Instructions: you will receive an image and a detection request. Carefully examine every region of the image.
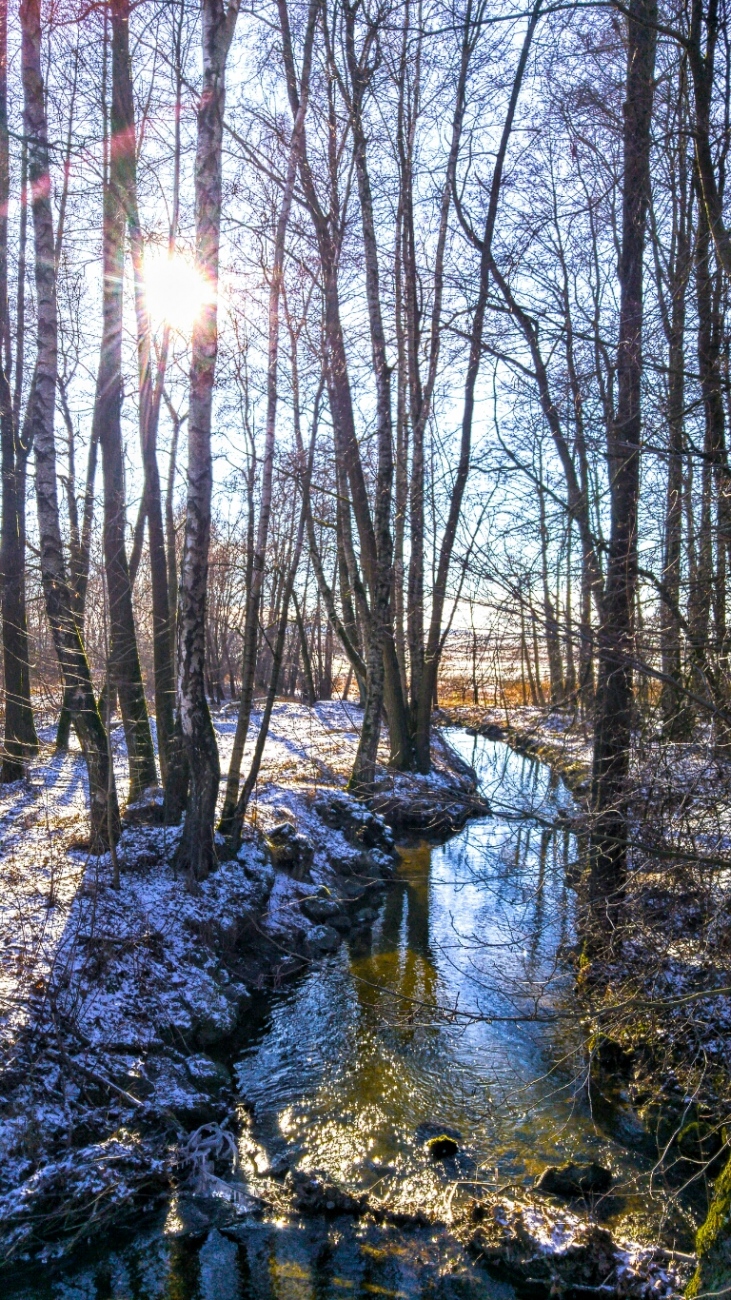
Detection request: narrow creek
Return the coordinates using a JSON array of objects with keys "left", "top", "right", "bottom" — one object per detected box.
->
[{"left": 9, "top": 732, "right": 676, "bottom": 1299}]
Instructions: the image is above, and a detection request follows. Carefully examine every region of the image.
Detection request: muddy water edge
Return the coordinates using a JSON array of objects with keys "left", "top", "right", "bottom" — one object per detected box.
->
[{"left": 5, "top": 731, "right": 700, "bottom": 1298}]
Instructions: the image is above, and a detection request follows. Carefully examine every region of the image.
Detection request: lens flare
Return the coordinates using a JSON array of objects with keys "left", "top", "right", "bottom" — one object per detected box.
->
[{"left": 143, "top": 248, "right": 215, "bottom": 335}]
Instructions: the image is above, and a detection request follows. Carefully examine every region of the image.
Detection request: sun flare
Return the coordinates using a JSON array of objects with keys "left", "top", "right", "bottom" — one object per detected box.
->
[{"left": 143, "top": 248, "right": 215, "bottom": 335}]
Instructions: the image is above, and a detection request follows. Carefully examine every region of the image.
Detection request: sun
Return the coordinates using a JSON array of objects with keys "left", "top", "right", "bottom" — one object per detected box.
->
[{"left": 143, "top": 248, "right": 216, "bottom": 335}]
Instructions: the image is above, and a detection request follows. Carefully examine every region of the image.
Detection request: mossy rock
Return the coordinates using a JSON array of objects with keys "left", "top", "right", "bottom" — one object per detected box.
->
[
  {"left": 588, "top": 1031, "right": 635, "bottom": 1082},
  {"left": 536, "top": 1160, "right": 612, "bottom": 1197},
  {"left": 426, "top": 1134, "right": 459, "bottom": 1159},
  {"left": 686, "top": 1152, "right": 731, "bottom": 1296},
  {"left": 677, "top": 1121, "right": 724, "bottom": 1166}
]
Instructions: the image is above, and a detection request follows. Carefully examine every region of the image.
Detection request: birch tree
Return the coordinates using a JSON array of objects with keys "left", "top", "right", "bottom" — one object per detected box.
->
[{"left": 21, "top": 0, "right": 119, "bottom": 847}]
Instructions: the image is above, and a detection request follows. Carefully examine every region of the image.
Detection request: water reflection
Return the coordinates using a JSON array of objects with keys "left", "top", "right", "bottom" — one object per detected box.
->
[
  {"left": 232, "top": 732, "right": 612, "bottom": 1215},
  {"left": 5, "top": 732, "right": 653, "bottom": 1299}
]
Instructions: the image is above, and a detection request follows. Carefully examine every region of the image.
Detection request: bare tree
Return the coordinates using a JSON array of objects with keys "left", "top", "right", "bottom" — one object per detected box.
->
[
  {"left": 21, "top": 0, "right": 119, "bottom": 847},
  {"left": 175, "top": 0, "right": 239, "bottom": 884}
]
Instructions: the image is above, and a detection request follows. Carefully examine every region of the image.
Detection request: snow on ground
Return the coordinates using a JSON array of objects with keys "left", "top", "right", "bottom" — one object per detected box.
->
[
  {"left": 0, "top": 698, "right": 413, "bottom": 1263},
  {"left": 0, "top": 699, "right": 370, "bottom": 1064}
]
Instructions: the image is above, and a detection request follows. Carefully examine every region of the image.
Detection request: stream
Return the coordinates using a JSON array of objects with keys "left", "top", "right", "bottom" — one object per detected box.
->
[{"left": 8, "top": 732, "right": 672, "bottom": 1298}]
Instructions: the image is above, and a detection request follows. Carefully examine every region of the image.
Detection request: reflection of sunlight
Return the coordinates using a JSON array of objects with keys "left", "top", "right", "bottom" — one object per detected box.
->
[
  {"left": 278, "top": 1105, "right": 296, "bottom": 1134},
  {"left": 144, "top": 247, "right": 215, "bottom": 334},
  {"left": 163, "top": 1196, "right": 184, "bottom": 1235},
  {"left": 270, "top": 1256, "right": 315, "bottom": 1300}
]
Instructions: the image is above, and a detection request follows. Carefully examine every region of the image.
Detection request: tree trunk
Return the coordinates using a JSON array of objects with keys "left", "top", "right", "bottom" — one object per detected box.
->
[
  {"left": 538, "top": 474, "right": 565, "bottom": 705},
  {"left": 95, "top": 0, "right": 157, "bottom": 804},
  {"left": 658, "top": 98, "right": 692, "bottom": 738},
  {"left": 343, "top": 3, "right": 401, "bottom": 792},
  {"left": 413, "top": 0, "right": 542, "bottom": 771},
  {"left": 294, "top": 591, "right": 317, "bottom": 705},
  {"left": 590, "top": 0, "right": 657, "bottom": 912},
  {"left": 21, "top": 0, "right": 119, "bottom": 848},
  {"left": 113, "top": 0, "right": 181, "bottom": 788},
  {"left": 0, "top": 25, "right": 36, "bottom": 779},
  {"left": 219, "top": 0, "right": 317, "bottom": 834},
  {"left": 175, "top": 0, "right": 238, "bottom": 884}
]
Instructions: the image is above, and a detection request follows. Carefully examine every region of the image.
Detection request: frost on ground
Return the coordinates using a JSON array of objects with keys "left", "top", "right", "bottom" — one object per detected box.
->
[
  {"left": 463, "top": 1196, "right": 689, "bottom": 1297},
  {"left": 0, "top": 700, "right": 472, "bottom": 1267}
]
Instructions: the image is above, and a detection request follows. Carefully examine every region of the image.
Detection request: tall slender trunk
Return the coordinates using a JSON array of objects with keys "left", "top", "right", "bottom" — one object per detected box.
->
[
  {"left": 414, "top": 0, "right": 543, "bottom": 771},
  {"left": 219, "top": 0, "right": 316, "bottom": 835},
  {"left": 393, "top": 145, "right": 409, "bottom": 701},
  {"left": 95, "top": 0, "right": 157, "bottom": 803},
  {"left": 343, "top": 1, "right": 401, "bottom": 792},
  {"left": 659, "top": 173, "right": 691, "bottom": 737},
  {"left": 175, "top": 0, "right": 238, "bottom": 883},
  {"left": 558, "top": 227, "right": 594, "bottom": 713},
  {"left": 117, "top": 0, "right": 182, "bottom": 789},
  {"left": 655, "top": 83, "right": 686, "bottom": 743},
  {"left": 563, "top": 529, "right": 577, "bottom": 701},
  {"left": 237, "top": 470, "right": 311, "bottom": 817},
  {"left": 688, "top": 198, "right": 723, "bottom": 728},
  {"left": 590, "top": 0, "right": 657, "bottom": 911},
  {"left": 538, "top": 472, "right": 564, "bottom": 705},
  {"left": 404, "top": 0, "right": 471, "bottom": 764},
  {"left": 0, "top": 39, "right": 36, "bottom": 779},
  {"left": 279, "top": 0, "right": 411, "bottom": 770},
  {"left": 21, "top": 0, "right": 119, "bottom": 847}
]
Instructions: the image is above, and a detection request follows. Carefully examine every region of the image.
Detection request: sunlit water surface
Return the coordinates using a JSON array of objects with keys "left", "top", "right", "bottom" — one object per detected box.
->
[{"left": 7, "top": 732, "right": 663, "bottom": 1299}]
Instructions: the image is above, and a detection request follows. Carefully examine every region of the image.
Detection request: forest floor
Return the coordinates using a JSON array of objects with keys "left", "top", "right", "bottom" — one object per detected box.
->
[{"left": 0, "top": 698, "right": 706, "bottom": 1295}]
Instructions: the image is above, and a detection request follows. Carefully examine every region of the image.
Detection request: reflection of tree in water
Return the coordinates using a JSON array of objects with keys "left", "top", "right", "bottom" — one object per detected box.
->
[{"left": 353, "top": 841, "right": 439, "bottom": 1032}]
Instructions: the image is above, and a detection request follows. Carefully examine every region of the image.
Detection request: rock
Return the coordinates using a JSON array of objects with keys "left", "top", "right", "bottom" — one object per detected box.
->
[
  {"left": 467, "top": 1202, "right": 650, "bottom": 1295},
  {"left": 180, "top": 977, "right": 240, "bottom": 1047},
  {"left": 353, "top": 906, "right": 379, "bottom": 927},
  {"left": 340, "top": 878, "right": 369, "bottom": 899},
  {"left": 220, "top": 982, "right": 250, "bottom": 1012},
  {"left": 120, "top": 843, "right": 163, "bottom": 873},
  {"left": 589, "top": 1032, "right": 635, "bottom": 1080},
  {"left": 237, "top": 850, "right": 276, "bottom": 893},
  {"left": 156, "top": 997, "right": 196, "bottom": 1044},
  {"left": 195, "top": 1000, "right": 239, "bottom": 1047},
  {"left": 105, "top": 1055, "right": 155, "bottom": 1099},
  {"left": 266, "top": 1151, "right": 294, "bottom": 1179},
  {"left": 536, "top": 1160, "right": 612, "bottom": 1197},
  {"left": 264, "top": 823, "right": 314, "bottom": 878},
  {"left": 355, "top": 849, "right": 395, "bottom": 879},
  {"left": 675, "top": 1121, "right": 726, "bottom": 1179},
  {"left": 314, "top": 791, "right": 395, "bottom": 853},
  {"left": 307, "top": 924, "right": 341, "bottom": 955},
  {"left": 687, "top": 1152, "right": 731, "bottom": 1298},
  {"left": 330, "top": 912, "right": 351, "bottom": 933},
  {"left": 164, "top": 1195, "right": 212, "bottom": 1239},
  {"left": 300, "top": 895, "right": 343, "bottom": 924},
  {"left": 185, "top": 1055, "right": 232, "bottom": 1092},
  {"left": 427, "top": 1134, "right": 459, "bottom": 1159},
  {"left": 147, "top": 1056, "right": 220, "bottom": 1128},
  {"left": 285, "top": 1170, "right": 369, "bottom": 1216},
  {"left": 122, "top": 786, "right": 166, "bottom": 828}
]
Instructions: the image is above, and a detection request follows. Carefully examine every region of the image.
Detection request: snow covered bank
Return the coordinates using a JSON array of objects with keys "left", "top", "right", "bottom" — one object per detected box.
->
[{"left": 0, "top": 700, "right": 480, "bottom": 1270}]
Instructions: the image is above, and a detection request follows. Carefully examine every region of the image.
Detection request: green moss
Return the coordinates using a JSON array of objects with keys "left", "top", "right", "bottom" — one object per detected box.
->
[{"left": 686, "top": 1152, "right": 731, "bottom": 1296}]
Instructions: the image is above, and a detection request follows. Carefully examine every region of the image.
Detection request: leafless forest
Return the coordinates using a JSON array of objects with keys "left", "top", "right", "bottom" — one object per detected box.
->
[{"left": 3, "top": 0, "right": 731, "bottom": 1292}]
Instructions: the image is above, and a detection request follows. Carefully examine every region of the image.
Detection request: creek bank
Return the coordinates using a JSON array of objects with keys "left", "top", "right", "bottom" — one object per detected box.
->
[
  {"left": 368, "top": 728, "right": 490, "bottom": 835},
  {"left": 440, "top": 706, "right": 731, "bottom": 1297},
  {"left": 437, "top": 705, "right": 592, "bottom": 799},
  {"left": 136, "top": 1158, "right": 688, "bottom": 1299},
  {"left": 0, "top": 726, "right": 483, "bottom": 1275},
  {"left": 458, "top": 1195, "right": 687, "bottom": 1297}
]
